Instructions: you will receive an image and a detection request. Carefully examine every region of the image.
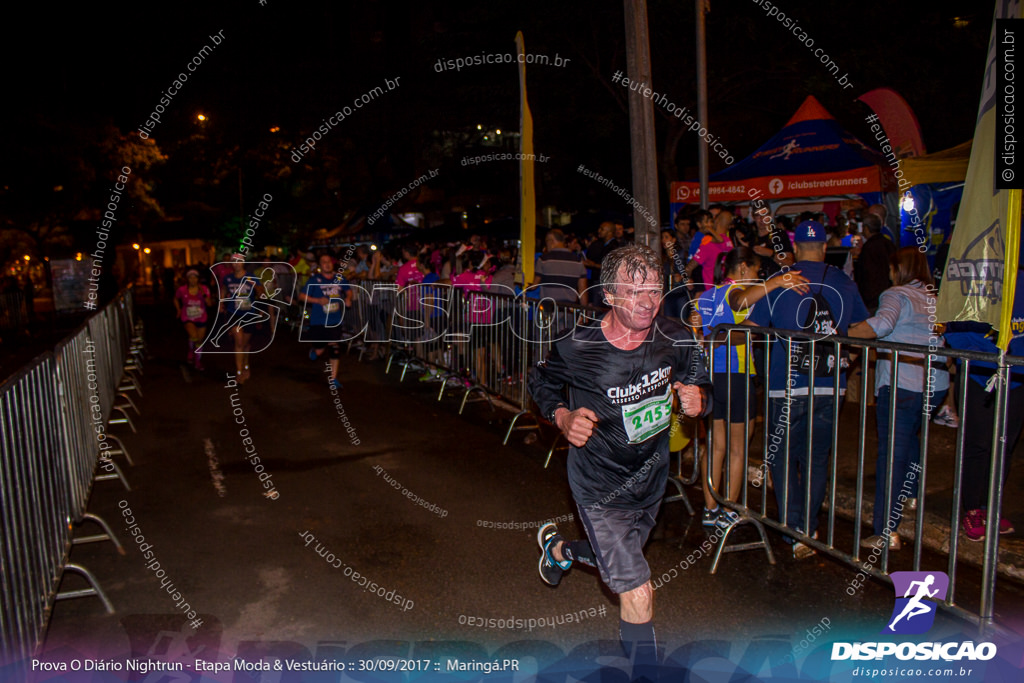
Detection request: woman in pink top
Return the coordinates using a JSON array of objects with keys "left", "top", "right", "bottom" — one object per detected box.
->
[
  {"left": 174, "top": 269, "right": 213, "bottom": 369},
  {"left": 452, "top": 252, "right": 494, "bottom": 384},
  {"left": 685, "top": 209, "right": 735, "bottom": 291}
]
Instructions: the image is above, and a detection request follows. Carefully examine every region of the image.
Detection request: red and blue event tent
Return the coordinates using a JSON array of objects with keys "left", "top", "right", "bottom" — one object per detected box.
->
[{"left": 671, "top": 95, "right": 895, "bottom": 206}]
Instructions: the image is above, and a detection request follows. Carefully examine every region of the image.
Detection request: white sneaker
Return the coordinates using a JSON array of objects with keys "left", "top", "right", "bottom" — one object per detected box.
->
[
  {"left": 793, "top": 530, "right": 819, "bottom": 560},
  {"left": 933, "top": 405, "right": 960, "bottom": 428}
]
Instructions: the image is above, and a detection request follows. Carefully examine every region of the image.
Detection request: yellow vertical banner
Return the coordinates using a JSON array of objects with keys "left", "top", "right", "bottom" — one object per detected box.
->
[
  {"left": 998, "top": 189, "right": 1021, "bottom": 349},
  {"left": 516, "top": 31, "right": 536, "bottom": 285},
  {"left": 936, "top": 2, "right": 1022, "bottom": 351}
]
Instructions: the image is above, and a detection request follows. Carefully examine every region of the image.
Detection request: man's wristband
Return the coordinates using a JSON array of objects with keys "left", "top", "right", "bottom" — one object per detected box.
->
[{"left": 549, "top": 404, "right": 567, "bottom": 424}]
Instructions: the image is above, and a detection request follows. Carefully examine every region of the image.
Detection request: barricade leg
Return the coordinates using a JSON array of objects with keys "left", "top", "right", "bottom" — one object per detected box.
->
[
  {"left": 104, "top": 434, "right": 134, "bottom": 466},
  {"left": 72, "top": 512, "right": 126, "bottom": 555},
  {"left": 119, "top": 368, "right": 143, "bottom": 397},
  {"left": 659, "top": 430, "right": 700, "bottom": 516},
  {"left": 503, "top": 410, "right": 540, "bottom": 445},
  {"left": 116, "top": 391, "right": 140, "bottom": 415},
  {"left": 544, "top": 433, "right": 567, "bottom": 469},
  {"left": 55, "top": 564, "right": 115, "bottom": 614},
  {"left": 95, "top": 459, "right": 131, "bottom": 490},
  {"left": 709, "top": 514, "right": 776, "bottom": 574},
  {"left": 108, "top": 407, "right": 136, "bottom": 433},
  {"left": 459, "top": 385, "right": 494, "bottom": 414}
]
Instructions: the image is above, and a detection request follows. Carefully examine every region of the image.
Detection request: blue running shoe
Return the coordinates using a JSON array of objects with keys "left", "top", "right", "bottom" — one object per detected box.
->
[
  {"left": 716, "top": 508, "right": 742, "bottom": 529},
  {"left": 537, "top": 522, "right": 571, "bottom": 586}
]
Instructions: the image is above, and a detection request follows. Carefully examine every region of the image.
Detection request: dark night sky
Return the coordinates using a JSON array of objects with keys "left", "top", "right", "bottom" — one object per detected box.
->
[{"left": 1, "top": 0, "right": 998, "bottom": 236}]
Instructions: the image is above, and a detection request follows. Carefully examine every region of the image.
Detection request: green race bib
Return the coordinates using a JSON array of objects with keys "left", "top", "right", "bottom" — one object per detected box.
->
[{"left": 621, "top": 387, "right": 673, "bottom": 444}]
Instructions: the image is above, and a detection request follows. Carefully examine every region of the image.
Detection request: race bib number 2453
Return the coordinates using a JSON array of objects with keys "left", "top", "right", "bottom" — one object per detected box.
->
[{"left": 621, "top": 388, "right": 673, "bottom": 444}]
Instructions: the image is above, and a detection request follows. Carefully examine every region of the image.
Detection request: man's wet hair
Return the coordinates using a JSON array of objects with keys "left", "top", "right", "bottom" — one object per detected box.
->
[{"left": 600, "top": 243, "right": 662, "bottom": 294}]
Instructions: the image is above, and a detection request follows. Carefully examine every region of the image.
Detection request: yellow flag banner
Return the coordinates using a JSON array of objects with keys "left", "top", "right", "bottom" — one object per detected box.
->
[
  {"left": 936, "top": 1, "right": 1022, "bottom": 351},
  {"left": 516, "top": 31, "right": 537, "bottom": 285}
]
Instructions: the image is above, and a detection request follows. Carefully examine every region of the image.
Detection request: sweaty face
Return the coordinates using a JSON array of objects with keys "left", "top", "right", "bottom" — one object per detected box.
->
[{"left": 606, "top": 264, "right": 663, "bottom": 333}]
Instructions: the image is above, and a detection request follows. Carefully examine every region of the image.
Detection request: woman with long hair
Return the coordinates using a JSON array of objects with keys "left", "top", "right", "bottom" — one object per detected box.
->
[{"left": 849, "top": 247, "right": 951, "bottom": 549}]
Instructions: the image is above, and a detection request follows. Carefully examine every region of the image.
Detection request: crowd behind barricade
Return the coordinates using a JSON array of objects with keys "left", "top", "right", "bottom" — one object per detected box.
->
[
  {"left": 154, "top": 199, "right": 1021, "bottom": 560},
  {"left": 658, "top": 201, "right": 1021, "bottom": 562}
]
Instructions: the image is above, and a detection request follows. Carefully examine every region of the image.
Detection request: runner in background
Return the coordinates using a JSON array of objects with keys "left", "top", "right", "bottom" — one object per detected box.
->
[
  {"left": 215, "top": 257, "right": 266, "bottom": 385},
  {"left": 300, "top": 251, "right": 353, "bottom": 389},
  {"left": 174, "top": 269, "right": 213, "bottom": 371}
]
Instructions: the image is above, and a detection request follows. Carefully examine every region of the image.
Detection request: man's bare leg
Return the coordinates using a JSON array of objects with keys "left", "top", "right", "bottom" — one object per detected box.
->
[{"left": 621, "top": 582, "right": 653, "bottom": 623}]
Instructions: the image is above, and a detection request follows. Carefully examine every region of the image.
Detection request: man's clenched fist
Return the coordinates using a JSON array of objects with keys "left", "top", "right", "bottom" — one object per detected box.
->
[
  {"left": 554, "top": 407, "right": 599, "bottom": 447},
  {"left": 673, "top": 382, "right": 705, "bottom": 418}
]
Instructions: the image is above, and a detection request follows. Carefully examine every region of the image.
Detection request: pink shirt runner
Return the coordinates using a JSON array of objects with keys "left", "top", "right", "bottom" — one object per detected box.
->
[{"left": 176, "top": 285, "right": 210, "bottom": 323}]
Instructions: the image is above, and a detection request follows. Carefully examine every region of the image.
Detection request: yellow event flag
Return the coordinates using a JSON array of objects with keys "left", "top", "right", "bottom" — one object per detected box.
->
[
  {"left": 516, "top": 31, "right": 537, "bottom": 285},
  {"left": 936, "top": 2, "right": 1022, "bottom": 350}
]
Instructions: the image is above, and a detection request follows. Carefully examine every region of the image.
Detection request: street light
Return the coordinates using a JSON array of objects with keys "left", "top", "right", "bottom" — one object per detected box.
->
[{"left": 132, "top": 243, "right": 141, "bottom": 250}]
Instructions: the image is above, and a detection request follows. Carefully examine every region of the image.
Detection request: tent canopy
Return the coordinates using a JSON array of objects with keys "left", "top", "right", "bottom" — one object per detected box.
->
[
  {"left": 672, "top": 96, "right": 893, "bottom": 204},
  {"left": 901, "top": 139, "right": 972, "bottom": 188}
]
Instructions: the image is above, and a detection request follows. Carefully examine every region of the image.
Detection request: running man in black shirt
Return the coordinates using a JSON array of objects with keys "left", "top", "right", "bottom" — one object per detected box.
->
[{"left": 528, "top": 244, "right": 712, "bottom": 672}]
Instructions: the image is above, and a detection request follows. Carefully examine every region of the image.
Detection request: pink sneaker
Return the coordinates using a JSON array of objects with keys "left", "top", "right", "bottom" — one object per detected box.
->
[{"left": 962, "top": 509, "right": 985, "bottom": 542}]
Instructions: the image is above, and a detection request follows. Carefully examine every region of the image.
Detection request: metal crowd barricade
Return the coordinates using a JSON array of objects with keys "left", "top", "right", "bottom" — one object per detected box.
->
[
  {"left": 0, "top": 354, "right": 70, "bottom": 668},
  {"left": 1, "top": 287, "right": 141, "bottom": 674},
  {"left": 703, "top": 322, "right": 1021, "bottom": 634}
]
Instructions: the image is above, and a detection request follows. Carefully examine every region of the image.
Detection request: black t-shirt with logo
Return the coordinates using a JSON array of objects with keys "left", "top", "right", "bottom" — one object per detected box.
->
[{"left": 528, "top": 316, "right": 712, "bottom": 509}]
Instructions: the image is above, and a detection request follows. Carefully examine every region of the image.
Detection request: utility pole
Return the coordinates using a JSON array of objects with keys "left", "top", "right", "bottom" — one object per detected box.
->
[
  {"left": 696, "top": 0, "right": 709, "bottom": 210},
  {"left": 623, "top": 0, "right": 661, "bottom": 253}
]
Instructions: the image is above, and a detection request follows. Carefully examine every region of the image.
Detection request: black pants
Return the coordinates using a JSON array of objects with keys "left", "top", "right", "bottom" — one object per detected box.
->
[{"left": 960, "top": 375, "right": 1024, "bottom": 511}]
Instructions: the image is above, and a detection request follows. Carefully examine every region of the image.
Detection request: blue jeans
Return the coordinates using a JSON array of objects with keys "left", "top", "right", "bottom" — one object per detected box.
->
[
  {"left": 872, "top": 386, "right": 946, "bottom": 534},
  {"left": 767, "top": 395, "right": 835, "bottom": 535}
]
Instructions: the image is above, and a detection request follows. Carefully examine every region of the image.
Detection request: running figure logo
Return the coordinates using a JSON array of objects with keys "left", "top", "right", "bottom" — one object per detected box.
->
[
  {"left": 769, "top": 140, "right": 799, "bottom": 160},
  {"left": 200, "top": 261, "right": 296, "bottom": 354},
  {"left": 883, "top": 571, "right": 949, "bottom": 635}
]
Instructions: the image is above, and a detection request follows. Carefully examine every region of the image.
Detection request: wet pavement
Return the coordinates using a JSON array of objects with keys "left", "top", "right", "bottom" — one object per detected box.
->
[{"left": 27, "top": 301, "right": 1024, "bottom": 681}]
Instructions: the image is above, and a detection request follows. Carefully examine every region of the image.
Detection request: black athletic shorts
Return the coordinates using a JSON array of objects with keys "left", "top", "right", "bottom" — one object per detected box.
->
[
  {"left": 576, "top": 499, "right": 661, "bottom": 594},
  {"left": 712, "top": 373, "right": 757, "bottom": 424},
  {"left": 306, "top": 325, "right": 343, "bottom": 356}
]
